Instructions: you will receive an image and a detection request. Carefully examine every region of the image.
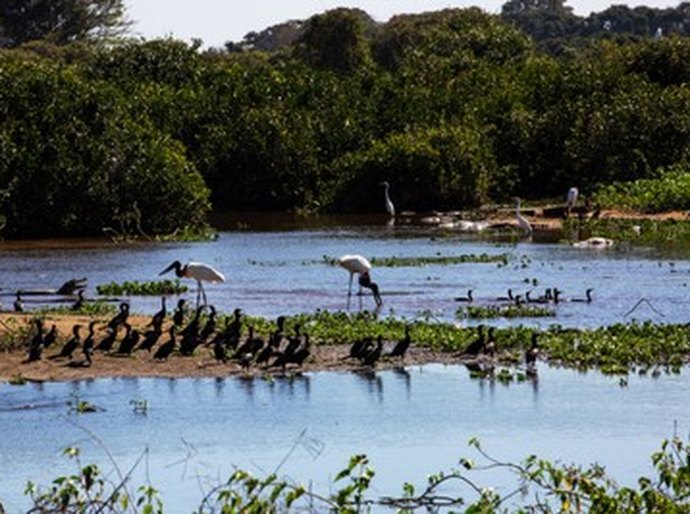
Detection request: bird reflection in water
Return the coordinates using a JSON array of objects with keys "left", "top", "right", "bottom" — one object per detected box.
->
[
  {"left": 391, "top": 366, "right": 411, "bottom": 400},
  {"left": 354, "top": 368, "right": 383, "bottom": 402}
]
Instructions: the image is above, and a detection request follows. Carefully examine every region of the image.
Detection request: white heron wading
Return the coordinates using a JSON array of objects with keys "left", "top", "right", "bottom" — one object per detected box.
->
[
  {"left": 339, "top": 254, "right": 383, "bottom": 308},
  {"left": 159, "top": 260, "right": 225, "bottom": 307}
]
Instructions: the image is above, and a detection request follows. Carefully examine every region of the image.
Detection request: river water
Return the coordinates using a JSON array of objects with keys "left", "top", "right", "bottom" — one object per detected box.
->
[{"left": 1, "top": 215, "right": 689, "bottom": 511}]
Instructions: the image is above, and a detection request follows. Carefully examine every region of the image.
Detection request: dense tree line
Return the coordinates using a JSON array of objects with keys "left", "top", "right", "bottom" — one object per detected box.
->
[{"left": 2, "top": 5, "right": 690, "bottom": 237}]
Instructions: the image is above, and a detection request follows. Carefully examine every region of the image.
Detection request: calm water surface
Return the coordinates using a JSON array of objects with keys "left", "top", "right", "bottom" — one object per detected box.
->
[
  {"left": 1, "top": 215, "right": 690, "bottom": 327},
  {"left": 1, "top": 215, "right": 690, "bottom": 511},
  {"left": 1, "top": 364, "right": 689, "bottom": 512}
]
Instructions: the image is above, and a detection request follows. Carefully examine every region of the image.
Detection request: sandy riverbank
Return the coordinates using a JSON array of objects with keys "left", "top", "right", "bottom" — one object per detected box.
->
[{"left": 0, "top": 313, "right": 457, "bottom": 383}]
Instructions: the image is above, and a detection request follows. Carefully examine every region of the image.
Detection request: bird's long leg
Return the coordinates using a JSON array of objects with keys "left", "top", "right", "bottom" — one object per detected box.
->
[
  {"left": 346, "top": 273, "right": 353, "bottom": 309},
  {"left": 195, "top": 280, "right": 202, "bottom": 308},
  {"left": 198, "top": 280, "right": 208, "bottom": 307}
]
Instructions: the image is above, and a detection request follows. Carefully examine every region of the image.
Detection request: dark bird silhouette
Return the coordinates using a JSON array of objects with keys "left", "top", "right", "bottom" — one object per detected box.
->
[
  {"left": 360, "top": 335, "right": 384, "bottom": 367},
  {"left": 281, "top": 323, "right": 302, "bottom": 357},
  {"left": 461, "top": 325, "right": 485, "bottom": 356},
  {"left": 343, "top": 337, "right": 373, "bottom": 361},
  {"left": 288, "top": 334, "right": 311, "bottom": 368},
  {"left": 572, "top": 288, "right": 594, "bottom": 303},
  {"left": 233, "top": 325, "right": 264, "bottom": 362},
  {"left": 213, "top": 336, "right": 227, "bottom": 363},
  {"left": 116, "top": 323, "right": 140, "bottom": 355},
  {"left": 525, "top": 333, "right": 540, "bottom": 367},
  {"left": 454, "top": 289, "right": 473, "bottom": 303},
  {"left": 81, "top": 321, "right": 97, "bottom": 364},
  {"left": 224, "top": 308, "right": 244, "bottom": 350},
  {"left": 149, "top": 296, "right": 167, "bottom": 330},
  {"left": 179, "top": 306, "right": 204, "bottom": 355},
  {"left": 52, "top": 324, "right": 81, "bottom": 360},
  {"left": 95, "top": 327, "right": 117, "bottom": 353},
  {"left": 255, "top": 336, "right": 279, "bottom": 367},
  {"left": 27, "top": 318, "right": 44, "bottom": 363},
  {"left": 388, "top": 325, "right": 411, "bottom": 358},
  {"left": 153, "top": 326, "right": 176, "bottom": 360},
  {"left": 13, "top": 292, "right": 23, "bottom": 313},
  {"left": 199, "top": 305, "right": 217, "bottom": 343},
  {"left": 173, "top": 299, "right": 186, "bottom": 327},
  {"left": 57, "top": 277, "right": 87, "bottom": 295},
  {"left": 496, "top": 289, "right": 514, "bottom": 302},
  {"left": 107, "top": 302, "right": 130, "bottom": 331},
  {"left": 71, "top": 289, "right": 86, "bottom": 311},
  {"left": 484, "top": 327, "right": 497, "bottom": 358},
  {"left": 137, "top": 325, "right": 162, "bottom": 352},
  {"left": 43, "top": 324, "right": 58, "bottom": 349}
]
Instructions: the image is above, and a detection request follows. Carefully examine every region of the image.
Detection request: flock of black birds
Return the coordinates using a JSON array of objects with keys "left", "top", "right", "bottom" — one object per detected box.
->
[
  {"left": 23, "top": 299, "right": 415, "bottom": 372},
  {"left": 454, "top": 287, "right": 594, "bottom": 306},
  {"left": 23, "top": 296, "right": 543, "bottom": 380}
]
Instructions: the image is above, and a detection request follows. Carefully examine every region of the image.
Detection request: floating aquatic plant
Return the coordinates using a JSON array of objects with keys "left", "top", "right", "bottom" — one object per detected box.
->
[
  {"left": 318, "top": 253, "right": 510, "bottom": 267},
  {"left": 96, "top": 279, "right": 188, "bottom": 296}
]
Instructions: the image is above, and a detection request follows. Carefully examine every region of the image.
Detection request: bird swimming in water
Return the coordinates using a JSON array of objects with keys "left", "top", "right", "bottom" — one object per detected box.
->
[
  {"left": 571, "top": 288, "right": 594, "bottom": 303},
  {"left": 454, "top": 289, "right": 473, "bottom": 303}
]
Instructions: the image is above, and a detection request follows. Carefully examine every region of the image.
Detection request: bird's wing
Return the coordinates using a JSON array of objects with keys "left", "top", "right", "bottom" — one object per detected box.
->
[
  {"left": 187, "top": 262, "right": 226, "bottom": 282},
  {"left": 338, "top": 255, "right": 371, "bottom": 274}
]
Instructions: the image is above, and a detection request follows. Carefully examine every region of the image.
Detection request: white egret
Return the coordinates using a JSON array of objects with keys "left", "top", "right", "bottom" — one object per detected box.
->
[
  {"left": 565, "top": 186, "right": 579, "bottom": 217},
  {"left": 338, "top": 254, "right": 383, "bottom": 307},
  {"left": 514, "top": 197, "right": 533, "bottom": 236},
  {"left": 159, "top": 260, "right": 225, "bottom": 307},
  {"left": 380, "top": 181, "right": 395, "bottom": 217}
]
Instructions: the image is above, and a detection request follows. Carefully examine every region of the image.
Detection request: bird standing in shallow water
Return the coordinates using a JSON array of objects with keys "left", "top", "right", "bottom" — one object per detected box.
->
[
  {"left": 338, "top": 254, "right": 383, "bottom": 308},
  {"left": 159, "top": 260, "right": 225, "bottom": 307},
  {"left": 14, "top": 292, "right": 23, "bottom": 313}
]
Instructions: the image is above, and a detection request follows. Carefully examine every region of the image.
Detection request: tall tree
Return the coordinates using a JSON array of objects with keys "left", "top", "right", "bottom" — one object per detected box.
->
[{"left": 0, "top": 0, "right": 129, "bottom": 48}]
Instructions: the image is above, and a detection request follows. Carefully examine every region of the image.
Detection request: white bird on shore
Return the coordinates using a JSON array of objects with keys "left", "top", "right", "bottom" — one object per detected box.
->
[
  {"left": 514, "top": 197, "right": 533, "bottom": 236},
  {"left": 338, "top": 254, "right": 383, "bottom": 307},
  {"left": 159, "top": 260, "right": 225, "bottom": 307},
  {"left": 565, "top": 186, "right": 579, "bottom": 217},
  {"left": 380, "top": 181, "right": 395, "bottom": 217}
]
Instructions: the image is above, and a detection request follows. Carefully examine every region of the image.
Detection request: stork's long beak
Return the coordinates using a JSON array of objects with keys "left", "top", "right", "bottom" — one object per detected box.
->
[{"left": 159, "top": 262, "right": 177, "bottom": 276}]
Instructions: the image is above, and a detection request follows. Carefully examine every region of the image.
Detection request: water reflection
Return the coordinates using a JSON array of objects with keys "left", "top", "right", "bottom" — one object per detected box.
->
[{"left": 0, "top": 365, "right": 689, "bottom": 511}]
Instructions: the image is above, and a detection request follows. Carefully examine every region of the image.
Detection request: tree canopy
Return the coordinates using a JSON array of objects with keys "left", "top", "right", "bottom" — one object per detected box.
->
[{"left": 0, "top": 0, "right": 129, "bottom": 48}]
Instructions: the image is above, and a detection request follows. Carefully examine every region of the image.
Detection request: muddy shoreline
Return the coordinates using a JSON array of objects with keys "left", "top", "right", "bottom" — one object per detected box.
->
[{"left": 0, "top": 313, "right": 461, "bottom": 383}]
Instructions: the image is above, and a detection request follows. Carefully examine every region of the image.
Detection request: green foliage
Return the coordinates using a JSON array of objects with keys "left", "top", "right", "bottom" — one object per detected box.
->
[
  {"left": 0, "top": 0, "right": 129, "bottom": 48},
  {"left": 23, "top": 437, "right": 690, "bottom": 512},
  {"left": 35, "top": 302, "right": 117, "bottom": 316},
  {"left": 459, "top": 304, "right": 556, "bottom": 319},
  {"left": 4, "top": 6, "right": 690, "bottom": 236},
  {"left": 331, "top": 124, "right": 496, "bottom": 212},
  {"left": 320, "top": 253, "right": 510, "bottom": 267},
  {"left": 594, "top": 164, "right": 690, "bottom": 213},
  {"left": 96, "top": 279, "right": 188, "bottom": 296}
]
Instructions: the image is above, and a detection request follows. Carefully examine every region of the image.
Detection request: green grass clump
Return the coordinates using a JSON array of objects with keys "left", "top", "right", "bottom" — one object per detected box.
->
[
  {"left": 458, "top": 305, "right": 556, "bottom": 319},
  {"left": 594, "top": 165, "right": 690, "bottom": 213},
  {"left": 565, "top": 217, "right": 690, "bottom": 246},
  {"left": 319, "top": 254, "right": 509, "bottom": 268},
  {"left": 35, "top": 302, "right": 117, "bottom": 316},
  {"left": 96, "top": 279, "right": 188, "bottom": 296}
]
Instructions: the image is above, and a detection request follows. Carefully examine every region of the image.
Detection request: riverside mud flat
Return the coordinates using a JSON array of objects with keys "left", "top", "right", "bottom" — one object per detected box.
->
[{"left": 0, "top": 313, "right": 451, "bottom": 383}]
